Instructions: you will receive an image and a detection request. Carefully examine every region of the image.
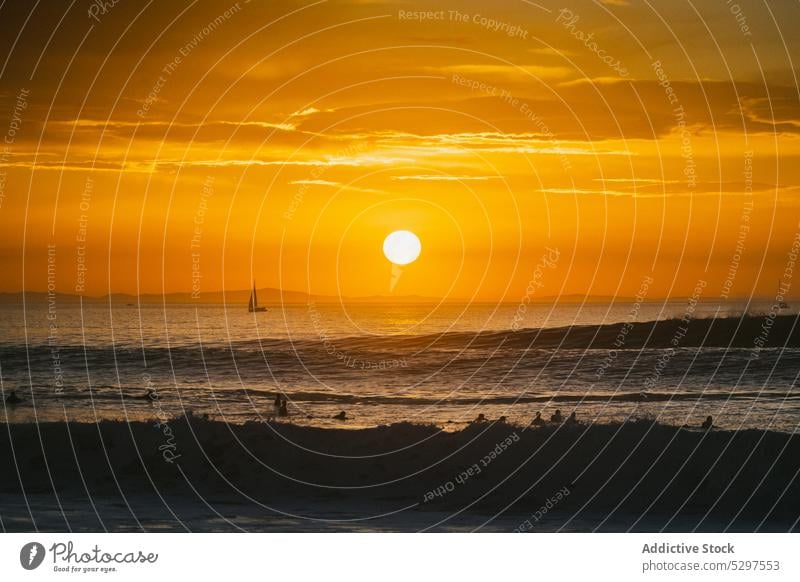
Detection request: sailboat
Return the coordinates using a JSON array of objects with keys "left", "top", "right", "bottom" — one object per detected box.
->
[
  {"left": 777, "top": 280, "right": 790, "bottom": 311},
  {"left": 248, "top": 281, "right": 268, "bottom": 313}
]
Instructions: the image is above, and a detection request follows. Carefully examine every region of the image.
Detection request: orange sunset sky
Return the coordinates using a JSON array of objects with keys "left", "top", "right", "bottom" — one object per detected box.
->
[{"left": 1, "top": 0, "right": 799, "bottom": 301}]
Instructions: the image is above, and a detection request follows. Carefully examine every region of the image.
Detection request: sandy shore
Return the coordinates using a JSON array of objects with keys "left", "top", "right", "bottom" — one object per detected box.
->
[{"left": 1, "top": 416, "right": 798, "bottom": 531}]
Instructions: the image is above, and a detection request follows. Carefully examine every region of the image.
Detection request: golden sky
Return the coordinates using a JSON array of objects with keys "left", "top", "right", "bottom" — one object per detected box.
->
[{"left": 1, "top": 0, "right": 799, "bottom": 301}]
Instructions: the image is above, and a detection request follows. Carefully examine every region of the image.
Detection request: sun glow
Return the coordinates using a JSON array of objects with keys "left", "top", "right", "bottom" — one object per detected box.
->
[{"left": 383, "top": 230, "right": 422, "bottom": 266}]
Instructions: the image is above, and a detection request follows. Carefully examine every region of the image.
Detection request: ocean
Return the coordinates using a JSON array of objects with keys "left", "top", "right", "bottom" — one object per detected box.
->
[{"left": 1, "top": 299, "right": 799, "bottom": 433}]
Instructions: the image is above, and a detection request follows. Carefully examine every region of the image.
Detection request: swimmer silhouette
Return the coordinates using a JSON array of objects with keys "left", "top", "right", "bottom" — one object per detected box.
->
[
  {"left": 4, "top": 391, "right": 21, "bottom": 405},
  {"left": 531, "top": 411, "right": 545, "bottom": 426},
  {"left": 550, "top": 409, "right": 563, "bottom": 423},
  {"left": 701, "top": 415, "right": 714, "bottom": 430}
]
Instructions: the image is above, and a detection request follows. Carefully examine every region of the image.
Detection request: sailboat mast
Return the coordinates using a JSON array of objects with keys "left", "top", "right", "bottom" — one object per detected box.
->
[{"left": 248, "top": 280, "right": 266, "bottom": 312}]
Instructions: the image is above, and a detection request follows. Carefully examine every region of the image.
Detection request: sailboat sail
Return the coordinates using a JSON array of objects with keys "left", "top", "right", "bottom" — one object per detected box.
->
[
  {"left": 778, "top": 280, "right": 790, "bottom": 310},
  {"left": 248, "top": 281, "right": 266, "bottom": 312}
]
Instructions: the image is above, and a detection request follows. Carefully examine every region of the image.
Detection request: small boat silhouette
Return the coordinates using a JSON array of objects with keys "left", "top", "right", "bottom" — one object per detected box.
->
[
  {"left": 777, "top": 280, "right": 790, "bottom": 310},
  {"left": 248, "top": 281, "right": 267, "bottom": 313}
]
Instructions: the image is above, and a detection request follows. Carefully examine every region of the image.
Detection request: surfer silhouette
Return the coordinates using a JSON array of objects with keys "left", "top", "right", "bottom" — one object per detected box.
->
[{"left": 550, "top": 409, "right": 563, "bottom": 423}]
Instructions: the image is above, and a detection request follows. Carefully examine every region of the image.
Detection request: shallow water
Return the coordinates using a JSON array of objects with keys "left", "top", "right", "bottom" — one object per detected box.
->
[
  {"left": 1, "top": 300, "right": 799, "bottom": 432},
  {"left": 2, "top": 494, "right": 782, "bottom": 533}
]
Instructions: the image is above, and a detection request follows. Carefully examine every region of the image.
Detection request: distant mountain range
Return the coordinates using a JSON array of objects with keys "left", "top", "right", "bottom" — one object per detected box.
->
[
  {"left": 0, "top": 288, "right": 448, "bottom": 305},
  {"left": 1, "top": 288, "right": 321, "bottom": 305},
  {"left": 0, "top": 289, "right": 783, "bottom": 305}
]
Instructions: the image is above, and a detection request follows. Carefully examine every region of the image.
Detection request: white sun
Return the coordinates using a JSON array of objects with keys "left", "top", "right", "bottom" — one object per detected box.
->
[{"left": 383, "top": 230, "right": 421, "bottom": 265}]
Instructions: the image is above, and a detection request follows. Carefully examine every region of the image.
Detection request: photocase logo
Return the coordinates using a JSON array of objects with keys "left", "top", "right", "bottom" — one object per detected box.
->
[{"left": 20, "top": 542, "right": 46, "bottom": 570}]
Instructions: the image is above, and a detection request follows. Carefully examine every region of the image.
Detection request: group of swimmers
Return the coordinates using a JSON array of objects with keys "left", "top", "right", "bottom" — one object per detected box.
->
[
  {"left": 272, "top": 392, "right": 348, "bottom": 421},
  {"left": 1, "top": 389, "right": 717, "bottom": 430},
  {"left": 472, "top": 408, "right": 717, "bottom": 431},
  {"left": 472, "top": 409, "right": 578, "bottom": 426},
  {"left": 530, "top": 409, "right": 578, "bottom": 426}
]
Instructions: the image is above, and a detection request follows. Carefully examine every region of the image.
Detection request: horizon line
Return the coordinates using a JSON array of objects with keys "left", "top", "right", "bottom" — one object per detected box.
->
[{"left": 1, "top": 288, "right": 794, "bottom": 304}]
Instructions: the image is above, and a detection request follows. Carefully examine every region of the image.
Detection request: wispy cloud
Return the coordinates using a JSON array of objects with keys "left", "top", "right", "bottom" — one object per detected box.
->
[
  {"left": 52, "top": 118, "right": 299, "bottom": 132},
  {"left": 391, "top": 175, "right": 500, "bottom": 181},
  {"left": 351, "top": 131, "right": 634, "bottom": 156},
  {"left": 289, "top": 179, "right": 340, "bottom": 186},
  {"left": 540, "top": 183, "right": 778, "bottom": 197},
  {"left": 289, "top": 106, "right": 334, "bottom": 118},
  {"left": 0, "top": 154, "right": 413, "bottom": 172},
  {"left": 591, "top": 177, "right": 779, "bottom": 193},
  {"left": 289, "top": 178, "right": 385, "bottom": 195},
  {"left": 437, "top": 64, "right": 573, "bottom": 80}
]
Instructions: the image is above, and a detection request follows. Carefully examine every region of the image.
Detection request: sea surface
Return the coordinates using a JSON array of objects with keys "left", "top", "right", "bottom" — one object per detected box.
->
[{"left": 1, "top": 299, "right": 799, "bottom": 432}]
